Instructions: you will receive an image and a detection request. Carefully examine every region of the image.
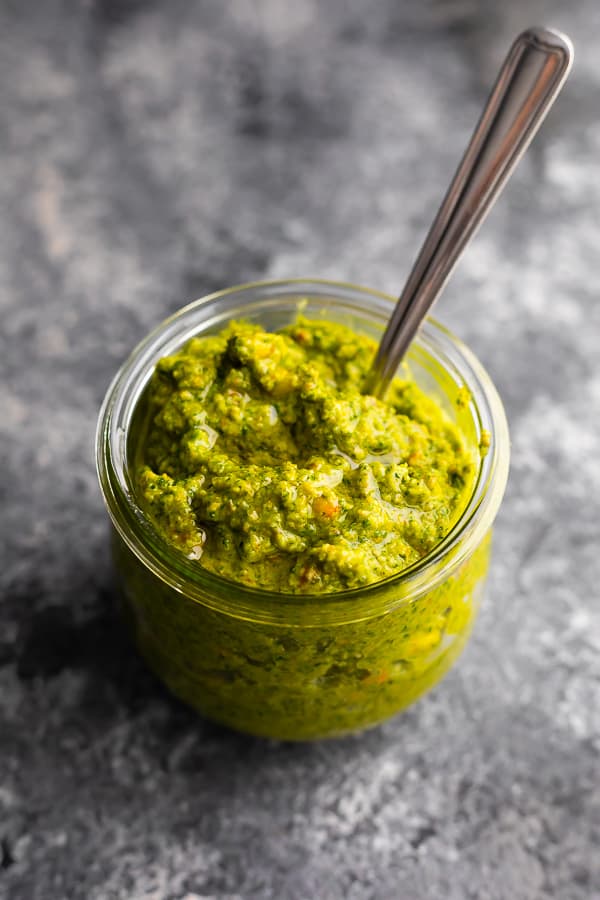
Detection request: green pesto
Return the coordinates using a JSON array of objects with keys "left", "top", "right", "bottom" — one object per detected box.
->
[
  {"left": 135, "top": 318, "right": 475, "bottom": 593},
  {"left": 118, "top": 316, "right": 489, "bottom": 739},
  {"left": 113, "top": 529, "right": 490, "bottom": 740}
]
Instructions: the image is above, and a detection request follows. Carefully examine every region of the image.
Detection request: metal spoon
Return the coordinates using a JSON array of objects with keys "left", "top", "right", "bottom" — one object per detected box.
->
[{"left": 366, "top": 26, "right": 573, "bottom": 398}]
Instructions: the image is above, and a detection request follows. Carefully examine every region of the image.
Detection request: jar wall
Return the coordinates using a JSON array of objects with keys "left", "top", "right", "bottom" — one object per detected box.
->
[{"left": 113, "top": 528, "right": 491, "bottom": 740}]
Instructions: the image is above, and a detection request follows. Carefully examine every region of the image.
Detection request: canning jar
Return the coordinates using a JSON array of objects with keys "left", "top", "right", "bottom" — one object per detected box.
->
[{"left": 96, "top": 280, "right": 509, "bottom": 740}]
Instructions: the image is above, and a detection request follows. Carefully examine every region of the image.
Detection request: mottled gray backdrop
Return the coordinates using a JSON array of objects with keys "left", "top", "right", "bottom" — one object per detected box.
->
[{"left": 1, "top": 1, "right": 599, "bottom": 898}]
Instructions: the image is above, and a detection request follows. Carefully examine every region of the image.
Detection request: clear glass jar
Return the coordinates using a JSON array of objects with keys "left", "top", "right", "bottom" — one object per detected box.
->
[{"left": 96, "top": 280, "right": 509, "bottom": 740}]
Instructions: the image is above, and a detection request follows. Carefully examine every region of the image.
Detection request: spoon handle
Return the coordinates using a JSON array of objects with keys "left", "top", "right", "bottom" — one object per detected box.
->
[{"left": 368, "top": 27, "right": 573, "bottom": 397}]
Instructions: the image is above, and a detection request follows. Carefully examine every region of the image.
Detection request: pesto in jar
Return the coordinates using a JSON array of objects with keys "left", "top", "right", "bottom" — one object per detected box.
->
[{"left": 135, "top": 318, "right": 475, "bottom": 592}]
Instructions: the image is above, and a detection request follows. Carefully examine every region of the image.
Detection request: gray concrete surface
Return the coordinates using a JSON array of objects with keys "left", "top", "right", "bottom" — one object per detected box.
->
[{"left": 1, "top": 1, "right": 599, "bottom": 898}]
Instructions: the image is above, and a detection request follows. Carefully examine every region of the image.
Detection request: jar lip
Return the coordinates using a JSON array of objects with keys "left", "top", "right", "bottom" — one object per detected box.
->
[{"left": 96, "top": 278, "right": 510, "bottom": 622}]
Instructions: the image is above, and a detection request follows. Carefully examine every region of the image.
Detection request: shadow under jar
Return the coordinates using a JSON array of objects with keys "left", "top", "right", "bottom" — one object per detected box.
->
[{"left": 96, "top": 279, "right": 509, "bottom": 741}]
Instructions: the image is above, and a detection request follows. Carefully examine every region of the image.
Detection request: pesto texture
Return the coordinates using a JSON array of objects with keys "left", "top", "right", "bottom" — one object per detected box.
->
[
  {"left": 113, "top": 529, "right": 491, "bottom": 740},
  {"left": 136, "top": 318, "right": 474, "bottom": 592}
]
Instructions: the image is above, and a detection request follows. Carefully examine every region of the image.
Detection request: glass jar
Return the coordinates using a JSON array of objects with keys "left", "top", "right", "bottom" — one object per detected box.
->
[{"left": 96, "top": 280, "right": 509, "bottom": 740}]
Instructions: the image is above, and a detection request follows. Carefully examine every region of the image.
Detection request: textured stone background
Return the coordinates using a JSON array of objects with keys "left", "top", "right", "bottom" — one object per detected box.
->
[{"left": 1, "top": 1, "right": 599, "bottom": 898}]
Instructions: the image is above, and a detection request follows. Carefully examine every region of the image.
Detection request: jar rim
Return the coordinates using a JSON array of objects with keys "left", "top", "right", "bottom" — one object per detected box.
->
[{"left": 96, "top": 278, "right": 510, "bottom": 624}]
